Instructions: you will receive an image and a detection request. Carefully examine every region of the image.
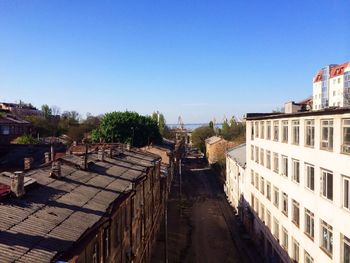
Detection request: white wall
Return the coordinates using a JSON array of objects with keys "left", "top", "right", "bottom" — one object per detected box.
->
[{"left": 246, "top": 113, "right": 350, "bottom": 263}]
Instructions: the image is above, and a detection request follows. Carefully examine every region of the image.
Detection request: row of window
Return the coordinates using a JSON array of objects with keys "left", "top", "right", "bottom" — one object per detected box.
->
[
  {"left": 250, "top": 118, "right": 350, "bottom": 153},
  {"left": 251, "top": 193, "right": 350, "bottom": 262},
  {"left": 250, "top": 146, "right": 350, "bottom": 208}
]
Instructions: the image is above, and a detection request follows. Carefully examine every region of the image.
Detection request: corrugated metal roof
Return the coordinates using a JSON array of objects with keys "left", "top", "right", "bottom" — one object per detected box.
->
[{"left": 227, "top": 143, "right": 246, "bottom": 168}]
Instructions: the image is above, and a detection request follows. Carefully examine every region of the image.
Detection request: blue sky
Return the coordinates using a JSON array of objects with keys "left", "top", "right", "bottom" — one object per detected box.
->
[{"left": 0, "top": 0, "right": 349, "bottom": 123}]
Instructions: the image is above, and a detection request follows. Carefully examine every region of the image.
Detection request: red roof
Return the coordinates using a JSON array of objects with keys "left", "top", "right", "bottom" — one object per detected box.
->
[
  {"left": 0, "top": 183, "right": 10, "bottom": 198},
  {"left": 330, "top": 62, "right": 349, "bottom": 78},
  {"left": 313, "top": 70, "right": 323, "bottom": 83}
]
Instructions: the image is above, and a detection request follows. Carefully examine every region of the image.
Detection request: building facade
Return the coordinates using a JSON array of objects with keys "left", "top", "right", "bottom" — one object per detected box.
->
[
  {"left": 225, "top": 144, "right": 246, "bottom": 208},
  {"left": 313, "top": 62, "right": 350, "bottom": 110},
  {"left": 243, "top": 109, "right": 350, "bottom": 263}
]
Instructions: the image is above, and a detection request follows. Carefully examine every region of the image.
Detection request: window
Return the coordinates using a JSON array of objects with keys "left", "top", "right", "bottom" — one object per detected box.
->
[
  {"left": 321, "top": 170, "right": 333, "bottom": 201},
  {"left": 266, "top": 121, "right": 271, "bottom": 140},
  {"left": 266, "top": 150, "right": 271, "bottom": 169},
  {"left": 305, "top": 208, "right": 314, "bottom": 239},
  {"left": 92, "top": 242, "right": 99, "bottom": 263},
  {"left": 321, "top": 120, "right": 334, "bottom": 151},
  {"left": 292, "top": 238, "right": 300, "bottom": 263},
  {"left": 251, "top": 170, "right": 254, "bottom": 185},
  {"left": 255, "top": 173, "right": 259, "bottom": 189},
  {"left": 273, "top": 218, "right": 279, "bottom": 239},
  {"left": 251, "top": 123, "right": 254, "bottom": 140},
  {"left": 255, "top": 146, "right": 259, "bottom": 163},
  {"left": 292, "top": 159, "right": 300, "bottom": 183},
  {"left": 282, "top": 227, "right": 288, "bottom": 250},
  {"left": 282, "top": 120, "right": 288, "bottom": 143},
  {"left": 260, "top": 176, "right": 265, "bottom": 195},
  {"left": 282, "top": 192, "right": 288, "bottom": 216},
  {"left": 260, "top": 149, "right": 264, "bottom": 166},
  {"left": 0, "top": 125, "right": 10, "bottom": 135},
  {"left": 266, "top": 210, "right": 271, "bottom": 230},
  {"left": 260, "top": 121, "right": 265, "bottom": 139},
  {"left": 255, "top": 122, "right": 259, "bottom": 138},
  {"left": 273, "top": 187, "right": 279, "bottom": 208},
  {"left": 304, "top": 251, "right": 314, "bottom": 263},
  {"left": 343, "top": 176, "right": 350, "bottom": 210},
  {"left": 260, "top": 203, "right": 265, "bottom": 221},
  {"left": 292, "top": 120, "right": 300, "bottom": 145},
  {"left": 343, "top": 235, "right": 350, "bottom": 263},
  {"left": 254, "top": 197, "right": 259, "bottom": 214},
  {"left": 273, "top": 153, "right": 279, "bottom": 173},
  {"left": 305, "top": 120, "right": 315, "bottom": 147},
  {"left": 266, "top": 181, "right": 271, "bottom": 201},
  {"left": 305, "top": 164, "right": 315, "bottom": 191},
  {"left": 282, "top": 156, "right": 288, "bottom": 177},
  {"left": 342, "top": 119, "right": 350, "bottom": 153},
  {"left": 292, "top": 199, "right": 300, "bottom": 227},
  {"left": 320, "top": 220, "right": 333, "bottom": 256},
  {"left": 251, "top": 145, "right": 254, "bottom": 161},
  {"left": 103, "top": 227, "right": 110, "bottom": 260},
  {"left": 273, "top": 121, "right": 279, "bottom": 141}
]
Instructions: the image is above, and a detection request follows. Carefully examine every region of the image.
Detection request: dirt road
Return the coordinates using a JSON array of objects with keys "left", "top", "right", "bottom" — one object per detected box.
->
[{"left": 151, "top": 157, "right": 260, "bottom": 263}]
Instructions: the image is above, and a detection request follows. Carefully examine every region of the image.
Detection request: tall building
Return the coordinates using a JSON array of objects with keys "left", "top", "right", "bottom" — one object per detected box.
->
[
  {"left": 240, "top": 108, "right": 350, "bottom": 263},
  {"left": 313, "top": 62, "right": 350, "bottom": 110}
]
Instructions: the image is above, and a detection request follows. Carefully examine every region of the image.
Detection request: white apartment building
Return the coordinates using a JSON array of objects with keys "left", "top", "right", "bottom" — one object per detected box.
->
[
  {"left": 313, "top": 62, "right": 350, "bottom": 110},
  {"left": 225, "top": 144, "right": 246, "bottom": 208},
  {"left": 244, "top": 108, "right": 350, "bottom": 263}
]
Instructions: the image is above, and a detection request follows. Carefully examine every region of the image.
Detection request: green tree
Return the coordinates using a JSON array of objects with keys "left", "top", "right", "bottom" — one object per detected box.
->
[
  {"left": 14, "top": 134, "right": 39, "bottom": 144},
  {"left": 41, "top": 104, "right": 52, "bottom": 119},
  {"left": 191, "top": 125, "right": 215, "bottom": 152},
  {"left": 91, "top": 111, "right": 162, "bottom": 147},
  {"left": 151, "top": 111, "right": 167, "bottom": 136}
]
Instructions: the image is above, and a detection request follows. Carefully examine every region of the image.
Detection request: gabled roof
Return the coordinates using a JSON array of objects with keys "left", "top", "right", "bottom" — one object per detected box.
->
[
  {"left": 330, "top": 62, "right": 350, "bottom": 78},
  {"left": 313, "top": 70, "right": 323, "bottom": 83},
  {"left": 227, "top": 143, "right": 246, "bottom": 168},
  {"left": 205, "top": 136, "right": 223, "bottom": 145}
]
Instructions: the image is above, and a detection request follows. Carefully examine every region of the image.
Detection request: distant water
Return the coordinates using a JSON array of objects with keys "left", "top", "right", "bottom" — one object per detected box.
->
[{"left": 168, "top": 123, "right": 222, "bottom": 131}]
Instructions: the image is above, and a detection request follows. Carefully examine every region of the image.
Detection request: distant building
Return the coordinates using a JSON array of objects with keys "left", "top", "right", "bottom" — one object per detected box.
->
[
  {"left": 0, "top": 114, "right": 33, "bottom": 143},
  {"left": 0, "top": 102, "right": 43, "bottom": 117},
  {"left": 205, "top": 136, "right": 236, "bottom": 164},
  {"left": 313, "top": 62, "right": 350, "bottom": 110}
]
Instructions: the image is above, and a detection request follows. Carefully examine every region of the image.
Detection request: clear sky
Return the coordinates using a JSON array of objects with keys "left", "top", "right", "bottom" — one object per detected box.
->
[{"left": 0, "top": 0, "right": 349, "bottom": 123}]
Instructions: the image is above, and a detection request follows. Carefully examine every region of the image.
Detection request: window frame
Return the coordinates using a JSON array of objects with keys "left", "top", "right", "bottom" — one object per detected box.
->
[
  {"left": 273, "top": 120, "right": 279, "bottom": 141},
  {"left": 320, "top": 119, "right": 334, "bottom": 151},
  {"left": 305, "top": 164, "right": 315, "bottom": 191},
  {"left": 292, "top": 199, "right": 300, "bottom": 227},
  {"left": 320, "top": 219, "right": 333, "bottom": 257},
  {"left": 343, "top": 175, "right": 350, "bottom": 211},
  {"left": 342, "top": 119, "right": 350, "bottom": 154},
  {"left": 282, "top": 120, "right": 289, "bottom": 143},
  {"left": 292, "top": 120, "right": 300, "bottom": 145},
  {"left": 292, "top": 159, "right": 300, "bottom": 183},
  {"left": 305, "top": 119, "right": 315, "bottom": 147},
  {"left": 304, "top": 208, "right": 314, "bottom": 240},
  {"left": 321, "top": 169, "right": 333, "bottom": 201}
]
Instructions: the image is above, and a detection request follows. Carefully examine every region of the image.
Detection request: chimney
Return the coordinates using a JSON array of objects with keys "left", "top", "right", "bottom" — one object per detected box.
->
[
  {"left": 44, "top": 152, "right": 50, "bottom": 163},
  {"left": 109, "top": 148, "right": 113, "bottom": 158},
  {"left": 11, "top": 171, "right": 25, "bottom": 197},
  {"left": 51, "top": 145, "right": 55, "bottom": 161},
  {"left": 51, "top": 161, "right": 61, "bottom": 178},
  {"left": 81, "top": 144, "right": 88, "bottom": 170},
  {"left": 98, "top": 148, "right": 105, "bottom": 161},
  {"left": 24, "top": 157, "right": 33, "bottom": 171}
]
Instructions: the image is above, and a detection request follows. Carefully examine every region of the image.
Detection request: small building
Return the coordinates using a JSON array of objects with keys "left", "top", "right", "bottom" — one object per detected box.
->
[
  {"left": 0, "top": 143, "right": 173, "bottom": 263},
  {"left": 205, "top": 136, "right": 236, "bottom": 164},
  {"left": 0, "top": 102, "right": 43, "bottom": 117},
  {"left": 225, "top": 143, "right": 246, "bottom": 208},
  {"left": 0, "top": 114, "right": 33, "bottom": 144}
]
